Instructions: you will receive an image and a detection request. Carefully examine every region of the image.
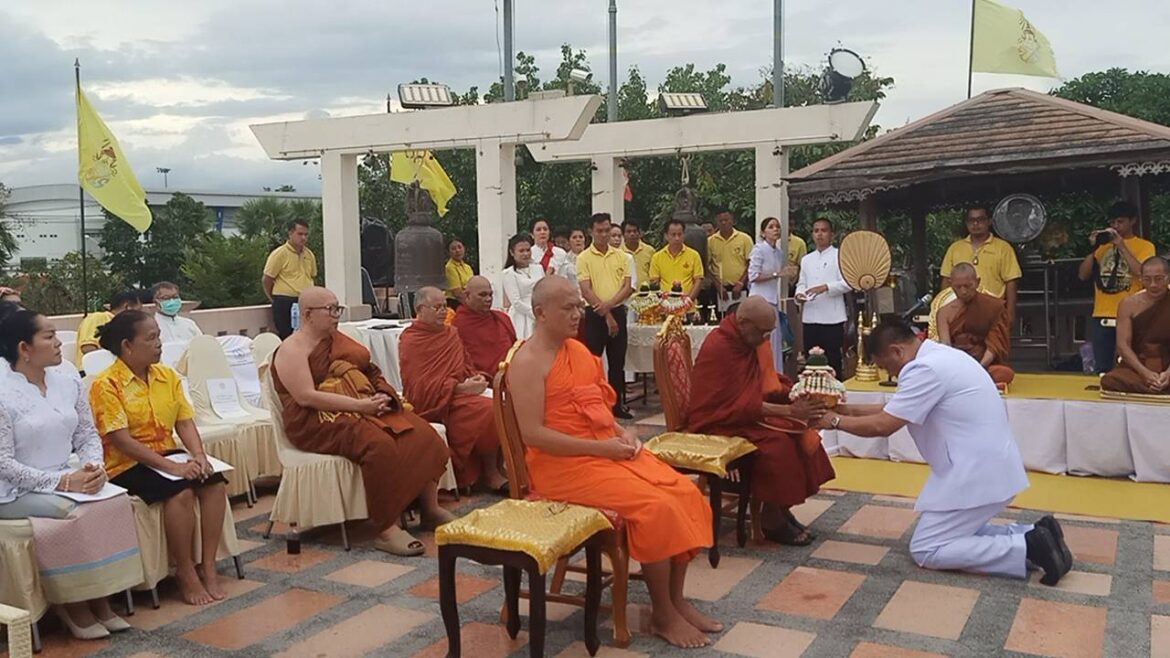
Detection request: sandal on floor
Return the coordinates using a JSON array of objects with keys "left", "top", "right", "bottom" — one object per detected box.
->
[
  {"left": 763, "top": 522, "right": 815, "bottom": 547},
  {"left": 783, "top": 510, "right": 813, "bottom": 535},
  {"left": 374, "top": 531, "right": 426, "bottom": 557}
]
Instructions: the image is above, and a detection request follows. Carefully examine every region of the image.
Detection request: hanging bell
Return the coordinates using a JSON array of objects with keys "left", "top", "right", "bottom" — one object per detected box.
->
[
  {"left": 671, "top": 186, "right": 708, "bottom": 266},
  {"left": 394, "top": 182, "right": 448, "bottom": 293}
]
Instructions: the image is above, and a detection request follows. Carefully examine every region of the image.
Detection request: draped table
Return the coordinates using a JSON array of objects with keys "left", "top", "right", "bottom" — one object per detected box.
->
[
  {"left": 338, "top": 319, "right": 411, "bottom": 391},
  {"left": 624, "top": 323, "right": 717, "bottom": 373}
]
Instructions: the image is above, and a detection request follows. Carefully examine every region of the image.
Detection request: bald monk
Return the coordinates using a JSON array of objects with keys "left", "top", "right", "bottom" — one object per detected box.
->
[
  {"left": 272, "top": 287, "right": 452, "bottom": 556},
  {"left": 509, "top": 276, "right": 718, "bottom": 649},
  {"left": 687, "top": 296, "right": 835, "bottom": 546},
  {"left": 1102, "top": 256, "right": 1170, "bottom": 394},
  {"left": 452, "top": 275, "right": 518, "bottom": 375},
  {"left": 399, "top": 287, "right": 508, "bottom": 492},
  {"left": 937, "top": 262, "right": 1015, "bottom": 385}
]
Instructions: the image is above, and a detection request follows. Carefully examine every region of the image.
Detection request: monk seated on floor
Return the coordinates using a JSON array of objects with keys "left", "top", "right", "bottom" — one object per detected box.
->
[
  {"left": 686, "top": 296, "right": 835, "bottom": 546},
  {"left": 1102, "top": 256, "right": 1170, "bottom": 395},
  {"left": 400, "top": 286, "right": 508, "bottom": 494},
  {"left": 451, "top": 275, "right": 518, "bottom": 376},
  {"left": 271, "top": 286, "right": 453, "bottom": 557},
  {"left": 937, "top": 262, "right": 1015, "bottom": 386},
  {"left": 508, "top": 276, "right": 718, "bottom": 649}
]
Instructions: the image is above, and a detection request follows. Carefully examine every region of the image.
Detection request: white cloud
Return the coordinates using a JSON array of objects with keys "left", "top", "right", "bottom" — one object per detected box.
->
[{"left": 88, "top": 78, "right": 290, "bottom": 108}]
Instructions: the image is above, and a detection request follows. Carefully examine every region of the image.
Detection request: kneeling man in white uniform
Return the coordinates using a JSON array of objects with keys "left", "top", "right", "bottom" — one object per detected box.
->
[{"left": 819, "top": 321, "right": 1072, "bottom": 585}]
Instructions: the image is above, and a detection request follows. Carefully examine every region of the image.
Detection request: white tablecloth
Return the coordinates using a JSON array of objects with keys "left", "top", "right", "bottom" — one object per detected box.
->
[
  {"left": 339, "top": 319, "right": 410, "bottom": 391},
  {"left": 625, "top": 323, "right": 717, "bottom": 373},
  {"left": 821, "top": 391, "right": 1170, "bottom": 483}
]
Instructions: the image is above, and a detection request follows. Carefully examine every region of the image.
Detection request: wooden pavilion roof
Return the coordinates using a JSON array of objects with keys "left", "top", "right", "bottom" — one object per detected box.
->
[{"left": 788, "top": 88, "right": 1170, "bottom": 207}]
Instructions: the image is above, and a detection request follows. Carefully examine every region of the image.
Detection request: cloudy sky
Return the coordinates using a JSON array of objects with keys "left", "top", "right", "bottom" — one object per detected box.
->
[{"left": 1, "top": 0, "right": 1166, "bottom": 195}]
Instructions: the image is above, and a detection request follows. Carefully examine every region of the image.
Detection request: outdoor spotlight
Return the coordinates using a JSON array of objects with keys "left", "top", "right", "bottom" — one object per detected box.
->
[
  {"left": 569, "top": 69, "right": 591, "bottom": 84},
  {"left": 821, "top": 48, "right": 866, "bottom": 103},
  {"left": 657, "top": 92, "right": 708, "bottom": 115},
  {"left": 397, "top": 82, "right": 454, "bottom": 109}
]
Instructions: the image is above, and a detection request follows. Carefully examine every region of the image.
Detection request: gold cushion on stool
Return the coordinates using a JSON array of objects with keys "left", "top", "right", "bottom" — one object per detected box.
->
[
  {"left": 435, "top": 499, "right": 613, "bottom": 574},
  {"left": 644, "top": 432, "right": 757, "bottom": 478}
]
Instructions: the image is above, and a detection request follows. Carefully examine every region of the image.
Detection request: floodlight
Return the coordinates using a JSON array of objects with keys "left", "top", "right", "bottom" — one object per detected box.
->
[
  {"left": 822, "top": 48, "right": 866, "bottom": 103},
  {"left": 569, "top": 69, "right": 591, "bottom": 84},
  {"left": 657, "top": 92, "right": 708, "bottom": 115},
  {"left": 397, "top": 82, "right": 454, "bottom": 109}
]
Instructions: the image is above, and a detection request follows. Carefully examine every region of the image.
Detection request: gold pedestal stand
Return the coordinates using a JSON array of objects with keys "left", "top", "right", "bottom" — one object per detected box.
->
[{"left": 853, "top": 310, "right": 880, "bottom": 382}]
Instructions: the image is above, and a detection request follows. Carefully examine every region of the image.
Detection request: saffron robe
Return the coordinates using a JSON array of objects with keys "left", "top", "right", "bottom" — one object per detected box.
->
[
  {"left": 948, "top": 291, "right": 1014, "bottom": 385},
  {"left": 399, "top": 322, "right": 501, "bottom": 486},
  {"left": 686, "top": 315, "right": 835, "bottom": 507},
  {"left": 526, "top": 339, "right": 711, "bottom": 564},
  {"left": 452, "top": 306, "right": 517, "bottom": 376},
  {"left": 1102, "top": 293, "right": 1170, "bottom": 394},
  {"left": 272, "top": 330, "right": 448, "bottom": 532}
]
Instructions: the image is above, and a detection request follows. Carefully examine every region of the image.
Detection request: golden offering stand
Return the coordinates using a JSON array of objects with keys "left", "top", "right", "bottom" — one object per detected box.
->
[
  {"left": 854, "top": 309, "right": 881, "bottom": 382},
  {"left": 838, "top": 230, "right": 892, "bottom": 383}
]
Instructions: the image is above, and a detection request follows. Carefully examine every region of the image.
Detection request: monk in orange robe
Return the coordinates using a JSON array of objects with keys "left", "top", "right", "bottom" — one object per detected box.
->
[
  {"left": 400, "top": 286, "right": 508, "bottom": 492},
  {"left": 1102, "top": 256, "right": 1170, "bottom": 394},
  {"left": 508, "top": 276, "right": 717, "bottom": 649},
  {"left": 272, "top": 286, "right": 451, "bottom": 556},
  {"left": 937, "top": 263, "right": 1015, "bottom": 385},
  {"left": 687, "top": 296, "right": 835, "bottom": 546},
  {"left": 452, "top": 275, "right": 518, "bottom": 375}
]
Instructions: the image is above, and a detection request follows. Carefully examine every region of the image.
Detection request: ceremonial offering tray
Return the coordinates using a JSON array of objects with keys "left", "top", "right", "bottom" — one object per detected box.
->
[
  {"left": 790, "top": 347, "right": 847, "bottom": 407},
  {"left": 631, "top": 283, "right": 695, "bottom": 326}
]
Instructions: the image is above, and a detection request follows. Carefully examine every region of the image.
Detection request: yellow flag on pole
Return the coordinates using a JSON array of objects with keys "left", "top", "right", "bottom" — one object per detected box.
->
[
  {"left": 76, "top": 84, "right": 152, "bottom": 232},
  {"left": 971, "top": 0, "right": 1059, "bottom": 78},
  {"left": 390, "top": 150, "right": 457, "bottom": 217}
]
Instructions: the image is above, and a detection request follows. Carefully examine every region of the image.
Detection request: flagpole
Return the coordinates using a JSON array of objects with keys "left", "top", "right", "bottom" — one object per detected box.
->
[
  {"left": 967, "top": 0, "right": 976, "bottom": 98},
  {"left": 75, "top": 58, "right": 89, "bottom": 316}
]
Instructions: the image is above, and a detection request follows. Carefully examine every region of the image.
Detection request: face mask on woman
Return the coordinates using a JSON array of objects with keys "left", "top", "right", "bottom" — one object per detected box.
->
[{"left": 159, "top": 298, "right": 183, "bottom": 316}]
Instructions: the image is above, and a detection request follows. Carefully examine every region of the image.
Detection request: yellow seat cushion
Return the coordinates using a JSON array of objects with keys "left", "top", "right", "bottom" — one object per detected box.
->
[
  {"left": 435, "top": 499, "right": 613, "bottom": 574},
  {"left": 1099, "top": 390, "right": 1170, "bottom": 404},
  {"left": 644, "top": 432, "right": 757, "bottom": 478}
]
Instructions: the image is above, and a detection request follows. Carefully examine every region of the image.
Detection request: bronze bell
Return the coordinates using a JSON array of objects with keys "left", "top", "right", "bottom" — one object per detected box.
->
[
  {"left": 394, "top": 182, "right": 448, "bottom": 293},
  {"left": 672, "top": 186, "right": 708, "bottom": 266}
]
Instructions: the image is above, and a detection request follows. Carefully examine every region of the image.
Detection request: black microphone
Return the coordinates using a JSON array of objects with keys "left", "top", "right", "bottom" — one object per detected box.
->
[{"left": 900, "top": 293, "right": 934, "bottom": 321}]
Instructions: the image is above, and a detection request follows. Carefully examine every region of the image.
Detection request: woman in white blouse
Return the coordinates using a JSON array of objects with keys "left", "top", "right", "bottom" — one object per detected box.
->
[
  {"left": 529, "top": 218, "right": 569, "bottom": 277},
  {"left": 500, "top": 232, "right": 544, "bottom": 339},
  {"left": 748, "top": 217, "right": 787, "bottom": 371},
  {"left": 0, "top": 309, "right": 135, "bottom": 638}
]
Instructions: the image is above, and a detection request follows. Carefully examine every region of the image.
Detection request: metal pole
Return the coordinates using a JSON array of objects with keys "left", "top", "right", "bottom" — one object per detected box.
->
[
  {"left": 75, "top": 58, "right": 89, "bottom": 316},
  {"left": 608, "top": 0, "right": 618, "bottom": 122},
  {"left": 967, "top": 0, "right": 976, "bottom": 98},
  {"left": 773, "top": 0, "right": 784, "bottom": 108},
  {"left": 503, "top": 0, "right": 515, "bottom": 101}
]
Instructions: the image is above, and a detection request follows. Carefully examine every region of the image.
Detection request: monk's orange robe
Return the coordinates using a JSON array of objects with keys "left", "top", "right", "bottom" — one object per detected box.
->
[
  {"left": 1102, "top": 293, "right": 1170, "bottom": 394},
  {"left": 949, "top": 292, "right": 1014, "bottom": 385},
  {"left": 399, "top": 322, "right": 501, "bottom": 486},
  {"left": 452, "top": 306, "right": 517, "bottom": 376},
  {"left": 272, "top": 330, "right": 449, "bottom": 532},
  {"left": 527, "top": 339, "right": 712, "bottom": 564},
  {"left": 686, "top": 315, "right": 835, "bottom": 507}
]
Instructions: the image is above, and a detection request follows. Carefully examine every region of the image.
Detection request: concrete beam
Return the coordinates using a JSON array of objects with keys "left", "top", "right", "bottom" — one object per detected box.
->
[
  {"left": 528, "top": 101, "right": 878, "bottom": 162},
  {"left": 251, "top": 95, "right": 603, "bottom": 160}
]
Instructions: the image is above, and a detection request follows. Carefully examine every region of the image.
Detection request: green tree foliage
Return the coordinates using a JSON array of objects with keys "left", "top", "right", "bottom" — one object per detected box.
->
[
  {"left": 182, "top": 234, "right": 271, "bottom": 309},
  {"left": 99, "top": 192, "right": 214, "bottom": 288},
  {"left": 1053, "top": 68, "right": 1170, "bottom": 127},
  {"left": 4, "top": 252, "right": 124, "bottom": 315},
  {"left": 234, "top": 197, "right": 291, "bottom": 247}
]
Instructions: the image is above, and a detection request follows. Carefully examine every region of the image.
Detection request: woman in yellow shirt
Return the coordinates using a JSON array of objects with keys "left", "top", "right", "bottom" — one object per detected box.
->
[
  {"left": 89, "top": 310, "right": 228, "bottom": 606},
  {"left": 444, "top": 238, "right": 475, "bottom": 308}
]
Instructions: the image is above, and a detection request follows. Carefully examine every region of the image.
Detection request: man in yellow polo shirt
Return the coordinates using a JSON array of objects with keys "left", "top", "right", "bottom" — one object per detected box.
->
[
  {"left": 940, "top": 206, "right": 1022, "bottom": 322},
  {"left": 650, "top": 219, "right": 705, "bottom": 300},
  {"left": 263, "top": 219, "right": 318, "bottom": 338},
  {"left": 76, "top": 289, "right": 143, "bottom": 366},
  {"left": 708, "top": 209, "right": 755, "bottom": 313},
  {"left": 576, "top": 213, "right": 634, "bottom": 418},
  {"left": 620, "top": 219, "right": 655, "bottom": 285}
]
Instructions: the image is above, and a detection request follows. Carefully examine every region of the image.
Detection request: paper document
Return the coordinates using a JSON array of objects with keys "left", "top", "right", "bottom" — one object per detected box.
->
[
  {"left": 58, "top": 482, "right": 128, "bottom": 503},
  {"left": 207, "top": 378, "right": 250, "bottom": 419},
  {"left": 149, "top": 453, "right": 236, "bottom": 481}
]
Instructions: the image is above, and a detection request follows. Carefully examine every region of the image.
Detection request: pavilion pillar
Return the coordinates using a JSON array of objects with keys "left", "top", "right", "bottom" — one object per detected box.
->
[
  {"left": 591, "top": 157, "right": 625, "bottom": 225},
  {"left": 858, "top": 195, "right": 879, "bottom": 231},
  {"left": 320, "top": 150, "right": 362, "bottom": 308},
  {"left": 476, "top": 139, "right": 517, "bottom": 277},
  {"left": 910, "top": 206, "right": 929, "bottom": 294}
]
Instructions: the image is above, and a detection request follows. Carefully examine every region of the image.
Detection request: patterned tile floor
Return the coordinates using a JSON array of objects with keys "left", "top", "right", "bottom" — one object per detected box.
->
[{"left": 8, "top": 404, "right": 1170, "bottom": 658}]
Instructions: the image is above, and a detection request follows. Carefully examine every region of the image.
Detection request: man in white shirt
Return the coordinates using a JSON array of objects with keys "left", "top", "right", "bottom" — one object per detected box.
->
[
  {"left": 818, "top": 321, "right": 1072, "bottom": 585},
  {"left": 152, "top": 281, "right": 203, "bottom": 345},
  {"left": 795, "top": 218, "right": 851, "bottom": 375}
]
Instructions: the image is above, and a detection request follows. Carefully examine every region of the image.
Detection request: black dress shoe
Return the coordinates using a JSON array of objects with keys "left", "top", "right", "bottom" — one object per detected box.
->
[
  {"left": 1025, "top": 526, "right": 1068, "bottom": 586},
  {"left": 612, "top": 405, "right": 634, "bottom": 420},
  {"left": 1036, "top": 515, "right": 1073, "bottom": 573}
]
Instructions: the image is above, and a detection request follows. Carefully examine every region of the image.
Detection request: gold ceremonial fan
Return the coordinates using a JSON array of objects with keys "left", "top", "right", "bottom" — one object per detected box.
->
[{"left": 838, "top": 230, "right": 891, "bottom": 291}]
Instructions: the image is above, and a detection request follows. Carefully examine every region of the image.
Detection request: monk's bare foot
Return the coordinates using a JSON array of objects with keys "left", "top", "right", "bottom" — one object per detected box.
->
[
  {"left": 651, "top": 610, "right": 710, "bottom": 649},
  {"left": 673, "top": 597, "right": 723, "bottom": 633},
  {"left": 198, "top": 563, "right": 226, "bottom": 601},
  {"left": 176, "top": 566, "right": 214, "bottom": 605}
]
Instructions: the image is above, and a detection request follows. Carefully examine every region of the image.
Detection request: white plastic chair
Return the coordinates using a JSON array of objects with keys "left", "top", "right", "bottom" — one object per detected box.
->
[
  {"left": 160, "top": 341, "right": 187, "bottom": 369},
  {"left": 217, "top": 335, "right": 262, "bottom": 407},
  {"left": 80, "top": 349, "right": 116, "bottom": 377},
  {"left": 251, "top": 332, "right": 282, "bottom": 380},
  {"left": 59, "top": 341, "right": 78, "bottom": 366},
  {"left": 55, "top": 330, "right": 78, "bottom": 344}
]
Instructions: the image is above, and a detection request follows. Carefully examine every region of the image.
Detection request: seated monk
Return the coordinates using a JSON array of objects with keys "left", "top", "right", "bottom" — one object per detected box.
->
[
  {"left": 400, "top": 286, "right": 508, "bottom": 493},
  {"left": 508, "top": 276, "right": 718, "bottom": 649},
  {"left": 452, "top": 275, "right": 517, "bottom": 375},
  {"left": 937, "top": 262, "right": 1015, "bottom": 385},
  {"left": 1102, "top": 256, "right": 1170, "bottom": 394},
  {"left": 687, "top": 296, "right": 835, "bottom": 546},
  {"left": 271, "top": 287, "right": 452, "bottom": 556}
]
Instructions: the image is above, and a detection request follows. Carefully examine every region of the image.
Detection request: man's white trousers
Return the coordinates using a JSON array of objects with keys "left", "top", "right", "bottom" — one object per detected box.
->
[{"left": 909, "top": 498, "right": 1033, "bottom": 579}]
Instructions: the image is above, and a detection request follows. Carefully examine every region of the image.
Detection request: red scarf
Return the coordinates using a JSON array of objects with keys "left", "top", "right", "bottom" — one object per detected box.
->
[{"left": 539, "top": 243, "right": 554, "bottom": 272}]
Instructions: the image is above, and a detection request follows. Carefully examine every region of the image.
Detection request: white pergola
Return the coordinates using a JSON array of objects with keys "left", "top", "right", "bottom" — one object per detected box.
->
[
  {"left": 527, "top": 101, "right": 879, "bottom": 255},
  {"left": 250, "top": 95, "right": 602, "bottom": 306}
]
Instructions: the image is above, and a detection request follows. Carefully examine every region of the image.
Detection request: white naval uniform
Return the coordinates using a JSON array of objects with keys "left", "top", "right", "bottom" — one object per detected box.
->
[{"left": 883, "top": 339, "right": 1032, "bottom": 578}]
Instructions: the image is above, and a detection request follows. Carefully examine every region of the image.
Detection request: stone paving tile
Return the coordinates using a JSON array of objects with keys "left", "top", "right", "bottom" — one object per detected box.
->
[
  {"left": 757, "top": 566, "right": 866, "bottom": 620},
  {"left": 683, "top": 555, "right": 762, "bottom": 602},
  {"left": 1004, "top": 598, "right": 1107, "bottom": 658},
  {"left": 409, "top": 573, "right": 498, "bottom": 604},
  {"left": 129, "top": 578, "right": 267, "bottom": 631},
  {"left": 849, "top": 642, "right": 947, "bottom": 658},
  {"left": 873, "top": 581, "right": 980, "bottom": 641},
  {"left": 1154, "top": 579, "right": 1170, "bottom": 604},
  {"left": 411, "top": 621, "right": 527, "bottom": 658},
  {"left": 791, "top": 498, "right": 835, "bottom": 527},
  {"left": 811, "top": 540, "right": 890, "bottom": 566},
  {"left": 182, "top": 588, "right": 345, "bottom": 650},
  {"left": 1153, "top": 615, "right": 1170, "bottom": 658},
  {"left": 249, "top": 547, "right": 337, "bottom": 573},
  {"left": 1028, "top": 570, "right": 1113, "bottom": 597},
  {"left": 1061, "top": 525, "right": 1119, "bottom": 566},
  {"left": 323, "top": 559, "right": 415, "bottom": 587},
  {"left": 839, "top": 504, "right": 918, "bottom": 540},
  {"left": 1156, "top": 535, "right": 1170, "bottom": 572},
  {"left": 271, "top": 603, "right": 432, "bottom": 658},
  {"left": 713, "top": 621, "right": 816, "bottom": 658},
  {"left": 553, "top": 641, "right": 650, "bottom": 657}
]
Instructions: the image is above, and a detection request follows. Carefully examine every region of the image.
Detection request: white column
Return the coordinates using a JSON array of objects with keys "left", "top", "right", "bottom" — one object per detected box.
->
[
  {"left": 591, "top": 157, "right": 625, "bottom": 224},
  {"left": 756, "top": 143, "right": 790, "bottom": 296},
  {"left": 476, "top": 139, "right": 517, "bottom": 278},
  {"left": 320, "top": 150, "right": 362, "bottom": 307}
]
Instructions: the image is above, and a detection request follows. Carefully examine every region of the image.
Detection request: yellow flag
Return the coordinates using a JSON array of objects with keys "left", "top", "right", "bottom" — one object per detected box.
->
[
  {"left": 971, "top": 0, "right": 1059, "bottom": 78},
  {"left": 390, "top": 150, "right": 457, "bottom": 217},
  {"left": 76, "top": 84, "right": 152, "bottom": 232}
]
